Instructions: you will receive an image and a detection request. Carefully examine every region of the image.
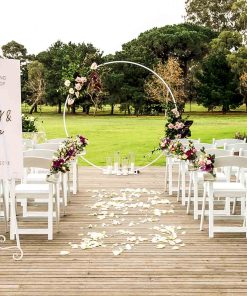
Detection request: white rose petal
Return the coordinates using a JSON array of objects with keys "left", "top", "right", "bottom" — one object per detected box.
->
[
  {"left": 156, "top": 244, "right": 166, "bottom": 249},
  {"left": 60, "top": 250, "right": 70, "bottom": 255}
]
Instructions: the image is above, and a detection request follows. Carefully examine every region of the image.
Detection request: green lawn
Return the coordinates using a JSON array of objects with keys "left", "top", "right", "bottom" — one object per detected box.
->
[{"left": 30, "top": 105, "right": 247, "bottom": 167}]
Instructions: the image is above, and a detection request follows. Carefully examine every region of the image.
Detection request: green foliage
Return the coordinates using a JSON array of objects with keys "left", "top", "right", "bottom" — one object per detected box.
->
[
  {"left": 195, "top": 51, "right": 242, "bottom": 112},
  {"left": 22, "top": 114, "right": 38, "bottom": 132},
  {"left": 185, "top": 0, "right": 247, "bottom": 35}
]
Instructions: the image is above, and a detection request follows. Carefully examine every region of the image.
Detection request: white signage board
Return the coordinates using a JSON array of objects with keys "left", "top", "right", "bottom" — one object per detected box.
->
[{"left": 0, "top": 59, "right": 23, "bottom": 179}]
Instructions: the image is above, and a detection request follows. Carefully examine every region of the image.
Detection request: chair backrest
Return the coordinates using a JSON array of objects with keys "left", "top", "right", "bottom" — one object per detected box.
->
[
  {"left": 34, "top": 143, "right": 60, "bottom": 151},
  {"left": 224, "top": 143, "right": 247, "bottom": 152},
  {"left": 23, "top": 156, "right": 52, "bottom": 170},
  {"left": 212, "top": 138, "right": 246, "bottom": 147},
  {"left": 178, "top": 138, "right": 200, "bottom": 144},
  {"left": 46, "top": 138, "right": 67, "bottom": 144},
  {"left": 205, "top": 148, "right": 234, "bottom": 157},
  {"left": 193, "top": 143, "right": 216, "bottom": 150},
  {"left": 239, "top": 149, "right": 247, "bottom": 157},
  {"left": 23, "top": 139, "right": 34, "bottom": 150},
  {"left": 214, "top": 156, "right": 247, "bottom": 169},
  {"left": 23, "top": 149, "right": 55, "bottom": 159}
]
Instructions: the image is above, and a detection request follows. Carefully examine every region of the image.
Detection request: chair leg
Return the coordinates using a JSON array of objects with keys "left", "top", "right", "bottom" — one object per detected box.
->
[
  {"left": 177, "top": 165, "right": 181, "bottom": 202},
  {"left": 72, "top": 161, "right": 77, "bottom": 195},
  {"left": 2, "top": 193, "right": 8, "bottom": 233},
  {"left": 186, "top": 173, "right": 192, "bottom": 214},
  {"left": 164, "top": 163, "right": 168, "bottom": 192},
  {"left": 181, "top": 167, "right": 186, "bottom": 206},
  {"left": 10, "top": 179, "right": 17, "bottom": 241},
  {"left": 193, "top": 179, "right": 199, "bottom": 220},
  {"left": 48, "top": 190, "right": 53, "bottom": 240},
  {"left": 232, "top": 198, "right": 237, "bottom": 214},
  {"left": 55, "top": 184, "right": 60, "bottom": 233},
  {"left": 200, "top": 183, "right": 207, "bottom": 231},
  {"left": 62, "top": 174, "right": 68, "bottom": 207},
  {"left": 168, "top": 162, "right": 173, "bottom": 196},
  {"left": 208, "top": 188, "right": 214, "bottom": 238}
]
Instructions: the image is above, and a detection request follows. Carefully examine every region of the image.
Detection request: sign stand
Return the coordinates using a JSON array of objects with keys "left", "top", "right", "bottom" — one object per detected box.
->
[{"left": 0, "top": 59, "right": 24, "bottom": 260}]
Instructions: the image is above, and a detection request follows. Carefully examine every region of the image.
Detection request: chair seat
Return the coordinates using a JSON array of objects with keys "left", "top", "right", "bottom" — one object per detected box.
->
[
  {"left": 16, "top": 183, "right": 50, "bottom": 194},
  {"left": 212, "top": 182, "right": 246, "bottom": 198},
  {"left": 26, "top": 173, "right": 47, "bottom": 183},
  {"left": 198, "top": 171, "right": 227, "bottom": 182}
]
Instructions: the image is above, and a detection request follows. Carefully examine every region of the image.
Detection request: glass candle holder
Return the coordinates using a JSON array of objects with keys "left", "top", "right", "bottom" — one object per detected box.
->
[
  {"left": 114, "top": 151, "right": 120, "bottom": 174},
  {"left": 128, "top": 152, "right": 135, "bottom": 174},
  {"left": 106, "top": 157, "right": 113, "bottom": 174},
  {"left": 122, "top": 157, "right": 129, "bottom": 176}
]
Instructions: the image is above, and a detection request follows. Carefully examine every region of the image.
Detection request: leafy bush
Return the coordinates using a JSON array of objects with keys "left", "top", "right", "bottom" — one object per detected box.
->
[{"left": 22, "top": 114, "right": 38, "bottom": 132}]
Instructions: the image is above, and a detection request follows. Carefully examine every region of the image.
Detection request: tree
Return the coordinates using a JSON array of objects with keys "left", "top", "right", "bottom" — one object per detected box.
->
[
  {"left": 185, "top": 0, "right": 247, "bottom": 36},
  {"left": 195, "top": 52, "right": 242, "bottom": 112},
  {"left": 37, "top": 41, "right": 103, "bottom": 114},
  {"left": 144, "top": 57, "right": 185, "bottom": 110},
  {"left": 240, "top": 72, "right": 247, "bottom": 111},
  {"left": 26, "top": 61, "right": 45, "bottom": 114}
]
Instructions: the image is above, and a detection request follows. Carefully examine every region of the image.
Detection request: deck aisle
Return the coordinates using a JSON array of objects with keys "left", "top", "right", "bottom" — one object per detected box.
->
[{"left": 1, "top": 167, "right": 247, "bottom": 295}]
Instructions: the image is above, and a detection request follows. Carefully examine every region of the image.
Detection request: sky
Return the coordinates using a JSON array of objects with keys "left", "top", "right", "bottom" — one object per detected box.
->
[{"left": 1, "top": 0, "right": 186, "bottom": 56}]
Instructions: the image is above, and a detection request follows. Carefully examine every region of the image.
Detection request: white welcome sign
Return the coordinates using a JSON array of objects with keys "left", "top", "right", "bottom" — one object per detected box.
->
[{"left": 0, "top": 59, "right": 23, "bottom": 179}]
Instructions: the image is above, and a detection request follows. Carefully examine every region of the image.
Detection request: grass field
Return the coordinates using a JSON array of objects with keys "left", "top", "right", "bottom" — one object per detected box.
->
[{"left": 28, "top": 103, "right": 247, "bottom": 167}]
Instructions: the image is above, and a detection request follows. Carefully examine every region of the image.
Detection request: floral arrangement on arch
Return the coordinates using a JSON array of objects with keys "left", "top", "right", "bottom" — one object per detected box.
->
[
  {"left": 64, "top": 62, "right": 102, "bottom": 107},
  {"left": 165, "top": 102, "right": 192, "bottom": 140},
  {"left": 49, "top": 135, "right": 88, "bottom": 175}
]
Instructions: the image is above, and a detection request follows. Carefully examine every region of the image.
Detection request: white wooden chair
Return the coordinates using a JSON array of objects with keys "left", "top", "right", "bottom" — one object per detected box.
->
[
  {"left": 224, "top": 143, "right": 247, "bottom": 154},
  {"left": 165, "top": 139, "right": 200, "bottom": 196},
  {"left": 23, "top": 149, "right": 68, "bottom": 215},
  {"left": 177, "top": 143, "right": 216, "bottom": 206},
  {"left": 213, "top": 138, "right": 246, "bottom": 148},
  {"left": 187, "top": 148, "right": 233, "bottom": 220},
  {"left": 200, "top": 156, "right": 247, "bottom": 237},
  {"left": 10, "top": 157, "right": 60, "bottom": 240}
]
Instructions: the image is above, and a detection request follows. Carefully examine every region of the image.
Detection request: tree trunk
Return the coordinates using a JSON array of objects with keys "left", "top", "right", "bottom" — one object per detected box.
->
[
  {"left": 86, "top": 106, "right": 90, "bottom": 115},
  {"left": 58, "top": 100, "right": 62, "bottom": 114},
  {"left": 110, "top": 104, "right": 114, "bottom": 115},
  {"left": 29, "top": 103, "right": 37, "bottom": 114},
  {"left": 71, "top": 105, "right": 76, "bottom": 114},
  {"left": 127, "top": 105, "right": 131, "bottom": 115}
]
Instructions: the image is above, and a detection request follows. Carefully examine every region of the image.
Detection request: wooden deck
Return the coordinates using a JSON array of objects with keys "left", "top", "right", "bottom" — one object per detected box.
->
[{"left": 1, "top": 167, "right": 247, "bottom": 295}]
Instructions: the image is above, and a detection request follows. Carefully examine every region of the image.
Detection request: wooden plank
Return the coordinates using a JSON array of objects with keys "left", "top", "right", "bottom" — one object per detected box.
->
[{"left": 0, "top": 167, "right": 247, "bottom": 295}]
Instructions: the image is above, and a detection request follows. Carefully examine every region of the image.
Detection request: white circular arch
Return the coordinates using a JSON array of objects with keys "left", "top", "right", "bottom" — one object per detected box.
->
[{"left": 63, "top": 60, "right": 177, "bottom": 171}]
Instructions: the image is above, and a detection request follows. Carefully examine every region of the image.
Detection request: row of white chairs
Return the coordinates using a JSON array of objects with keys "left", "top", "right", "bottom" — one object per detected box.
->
[
  {"left": 165, "top": 138, "right": 247, "bottom": 237},
  {"left": 0, "top": 137, "right": 82, "bottom": 242}
]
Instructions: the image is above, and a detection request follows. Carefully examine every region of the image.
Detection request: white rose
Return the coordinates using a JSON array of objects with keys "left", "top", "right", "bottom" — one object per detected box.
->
[
  {"left": 206, "top": 160, "right": 212, "bottom": 165},
  {"left": 90, "top": 62, "right": 98, "bottom": 70},
  {"left": 64, "top": 80, "right": 71, "bottom": 87},
  {"left": 69, "top": 88, "right": 75, "bottom": 94}
]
